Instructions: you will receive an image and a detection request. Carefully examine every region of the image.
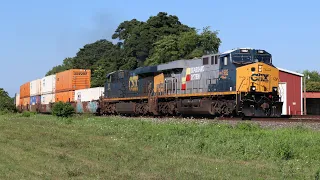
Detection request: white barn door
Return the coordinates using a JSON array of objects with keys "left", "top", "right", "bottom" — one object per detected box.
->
[{"left": 279, "top": 82, "right": 287, "bottom": 115}]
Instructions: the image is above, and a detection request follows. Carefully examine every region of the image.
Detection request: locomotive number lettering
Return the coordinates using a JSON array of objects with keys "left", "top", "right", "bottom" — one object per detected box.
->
[
  {"left": 251, "top": 73, "right": 269, "bottom": 82},
  {"left": 191, "top": 73, "right": 201, "bottom": 80},
  {"left": 191, "top": 66, "right": 204, "bottom": 74}
]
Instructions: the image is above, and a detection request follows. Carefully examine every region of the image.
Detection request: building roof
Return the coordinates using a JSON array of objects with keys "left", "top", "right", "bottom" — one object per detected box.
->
[
  {"left": 277, "top": 67, "right": 304, "bottom": 77},
  {"left": 305, "top": 92, "right": 320, "bottom": 98},
  {"left": 220, "top": 47, "right": 253, "bottom": 55}
]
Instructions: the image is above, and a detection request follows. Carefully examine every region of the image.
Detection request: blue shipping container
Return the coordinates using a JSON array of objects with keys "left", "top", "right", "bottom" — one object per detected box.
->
[{"left": 30, "top": 96, "right": 41, "bottom": 105}]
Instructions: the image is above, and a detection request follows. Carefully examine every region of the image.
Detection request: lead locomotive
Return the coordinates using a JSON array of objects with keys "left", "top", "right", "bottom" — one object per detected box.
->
[{"left": 100, "top": 48, "right": 283, "bottom": 118}]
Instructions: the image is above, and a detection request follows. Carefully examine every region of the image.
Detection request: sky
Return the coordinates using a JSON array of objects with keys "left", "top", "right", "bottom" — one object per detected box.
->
[{"left": 1, "top": 0, "right": 319, "bottom": 97}]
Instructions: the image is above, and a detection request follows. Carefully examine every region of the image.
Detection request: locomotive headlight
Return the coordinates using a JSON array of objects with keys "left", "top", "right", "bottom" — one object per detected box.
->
[
  {"left": 251, "top": 86, "right": 256, "bottom": 91},
  {"left": 257, "top": 50, "right": 264, "bottom": 54},
  {"left": 240, "top": 49, "right": 249, "bottom": 53}
]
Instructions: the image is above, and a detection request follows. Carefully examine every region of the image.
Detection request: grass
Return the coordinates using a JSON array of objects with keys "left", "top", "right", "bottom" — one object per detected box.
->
[{"left": 0, "top": 113, "right": 320, "bottom": 179}]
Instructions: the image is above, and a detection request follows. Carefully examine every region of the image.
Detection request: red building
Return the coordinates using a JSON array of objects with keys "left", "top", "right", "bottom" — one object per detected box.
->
[
  {"left": 305, "top": 92, "right": 320, "bottom": 115},
  {"left": 277, "top": 68, "right": 304, "bottom": 115}
]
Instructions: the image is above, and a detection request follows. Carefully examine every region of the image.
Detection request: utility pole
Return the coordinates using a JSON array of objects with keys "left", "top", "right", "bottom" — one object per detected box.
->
[
  {"left": 304, "top": 76, "right": 306, "bottom": 115},
  {"left": 304, "top": 75, "right": 310, "bottom": 115}
]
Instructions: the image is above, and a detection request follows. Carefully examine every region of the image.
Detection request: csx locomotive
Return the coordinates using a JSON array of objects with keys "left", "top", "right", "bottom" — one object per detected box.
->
[{"left": 100, "top": 48, "right": 283, "bottom": 118}]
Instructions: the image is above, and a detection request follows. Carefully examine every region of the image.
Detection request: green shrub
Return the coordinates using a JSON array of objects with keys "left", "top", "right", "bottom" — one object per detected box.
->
[
  {"left": 21, "top": 111, "right": 32, "bottom": 117},
  {"left": 52, "top": 102, "right": 75, "bottom": 118},
  {"left": 20, "top": 111, "right": 36, "bottom": 117},
  {"left": 0, "top": 109, "right": 11, "bottom": 115},
  {"left": 0, "top": 88, "right": 17, "bottom": 113}
]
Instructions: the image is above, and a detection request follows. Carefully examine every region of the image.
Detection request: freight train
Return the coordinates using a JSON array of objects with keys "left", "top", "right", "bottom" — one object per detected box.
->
[{"left": 16, "top": 47, "right": 283, "bottom": 118}]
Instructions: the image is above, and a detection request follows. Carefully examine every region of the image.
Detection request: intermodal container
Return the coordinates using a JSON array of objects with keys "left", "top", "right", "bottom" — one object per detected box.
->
[
  {"left": 30, "top": 96, "right": 41, "bottom": 105},
  {"left": 30, "top": 79, "right": 41, "bottom": 96},
  {"left": 56, "top": 69, "right": 91, "bottom": 93},
  {"left": 20, "top": 82, "right": 30, "bottom": 98},
  {"left": 19, "top": 98, "right": 23, "bottom": 107},
  {"left": 41, "top": 75, "right": 56, "bottom": 95},
  {"left": 22, "top": 97, "right": 30, "bottom": 106},
  {"left": 74, "top": 87, "right": 104, "bottom": 102},
  {"left": 15, "top": 93, "right": 20, "bottom": 107},
  {"left": 55, "top": 91, "right": 75, "bottom": 103},
  {"left": 41, "top": 94, "right": 55, "bottom": 104}
]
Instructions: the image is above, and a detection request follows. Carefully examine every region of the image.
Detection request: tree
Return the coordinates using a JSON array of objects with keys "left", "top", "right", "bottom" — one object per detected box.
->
[
  {"left": 46, "top": 39, "right": 123, "bottom": 87},
  {"left": 306, "top": 81, "right": 320, "bottom": 92},
  {"left": 144, "top": 35, "right": 180, "bottom": 65},
  {"left": 72, "top": 39, "right": 115, "bottom": 69},
  {"left": 145, "top": 27, "right": 221, "bottom": 66},
  {"left": 112, "top": 19, "right": 143, "bottom": 40},
  {"left": 112, "top": 12, "right": 195, "bottom": 66},
  {"left": 0, "top": 88, "right": 16, "bottom": 113},
  {"left": 198, "top": 26, "right": 221, "bottom": 54},
  {"left": 302, "top": 70, "right": 320, "bottom": 92},
  {"left": 46, "top": 12, "right": 221, "bottom": 87}
]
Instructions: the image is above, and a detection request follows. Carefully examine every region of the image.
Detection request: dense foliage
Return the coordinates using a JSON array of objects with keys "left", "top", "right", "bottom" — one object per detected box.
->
[
  {"left": 302, "top": 70, "right": 320, "bottom": 91},
  {"left": 52, "top": 102, "right": 75, "bottom": 118},
  {"left": 0, "top": 88, "right": 16, "bottom": 113},
  {"left": 46, "top": 12, "right": 221, "bottom": 87}
]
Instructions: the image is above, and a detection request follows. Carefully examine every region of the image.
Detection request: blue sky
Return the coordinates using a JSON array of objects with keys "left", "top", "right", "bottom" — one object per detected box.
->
[{"left": 1, "top": 0, "right": 319, "bottom": 96}]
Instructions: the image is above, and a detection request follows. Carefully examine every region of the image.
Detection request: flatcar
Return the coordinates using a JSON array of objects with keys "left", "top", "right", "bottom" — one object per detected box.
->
[{"left": 100, "top": 47, "right": 283, "bottom": 118}]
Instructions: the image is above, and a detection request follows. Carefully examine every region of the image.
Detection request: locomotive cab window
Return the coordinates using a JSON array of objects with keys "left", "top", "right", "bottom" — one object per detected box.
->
[
  {"left": 203, "top": 57, "right": 209, "bottom": 65},
  {"left": 215, "top": 55, "right": 219, "bottom": 64},
  {"left": 211, "top": 55, "right": 219, "bottom": 65},
  {"left": 118, "top": 71, "right": 124, "bottom": 79},
  {"left": 107, "top": 76, "right": 112, "bottom": 83},
  {"left": 224, "top": 56, "right": 228, "bottom": 66}
]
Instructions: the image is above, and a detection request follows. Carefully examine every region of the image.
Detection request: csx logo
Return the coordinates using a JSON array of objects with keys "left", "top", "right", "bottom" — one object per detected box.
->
[{"left": 251, "top": 73, "right": 269, "bottom": 82}]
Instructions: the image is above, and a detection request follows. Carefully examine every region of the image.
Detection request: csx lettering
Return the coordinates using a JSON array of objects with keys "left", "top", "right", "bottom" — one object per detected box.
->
[{"left": 251, "top": 74, "right": 269, "bottom": 82}]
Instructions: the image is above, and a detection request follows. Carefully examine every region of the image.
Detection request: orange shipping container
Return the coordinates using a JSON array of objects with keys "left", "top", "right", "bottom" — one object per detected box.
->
[
  {"left": 55, "top": 91, "right": 75, "bottom": 103},
  {"left": 21, "top": 97, "right": 30, "bottom": 106},
  {"left": 19, "top": 99, "right": 23, "bottom": 106},
  {"left": 20, "top": 82, "right": 30, "bottom": 98},
  {"left": 56, "top": 69, "right": 91, "bottom": 93}
]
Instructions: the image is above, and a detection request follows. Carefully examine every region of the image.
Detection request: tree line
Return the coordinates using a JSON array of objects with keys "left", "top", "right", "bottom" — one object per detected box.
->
[
  {"left": 45, "top": 11, "right": 320, "bottom": 91},
  {"left": 0, "top": 88, "right": 16, "bottom": 113},
  {"left": 302, "top": 70, "right": 320, "bottom": 92},
  {"left": 45, "top": 12, "right": 221, "bottom": 87}
]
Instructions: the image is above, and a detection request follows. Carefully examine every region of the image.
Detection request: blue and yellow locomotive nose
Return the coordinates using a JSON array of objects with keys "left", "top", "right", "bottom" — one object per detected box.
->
[{"left": 236, "top": 62, "right": 279, "bottom": 93}]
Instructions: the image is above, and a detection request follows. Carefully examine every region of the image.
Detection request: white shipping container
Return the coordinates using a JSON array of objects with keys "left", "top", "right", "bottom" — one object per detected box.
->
[
  {"left": 30, "top": 79, "right": 41, "bottom": 96},
  {"left": 41, "top": 75, "right": 56, "bottom": 95},
  {"left": 15, "top": 93, "right": 20, "bottom": 107},
  {"left": 74, "top": 87, "right": 104, "bottom": 102},
  {"left": 41, "top": 94, "right": 55, "bottom": 104}
]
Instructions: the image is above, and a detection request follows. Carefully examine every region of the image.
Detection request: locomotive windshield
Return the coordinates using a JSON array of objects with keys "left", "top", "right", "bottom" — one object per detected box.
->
[
  {"left": 230, "top": 49, "right": 272, "bottom": 65},
  {"left": 231, "top": 54, "right": 252, "bottom": 64},
  {"left": 254, "top": 54, "right": 272, "bottom": 64}
]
